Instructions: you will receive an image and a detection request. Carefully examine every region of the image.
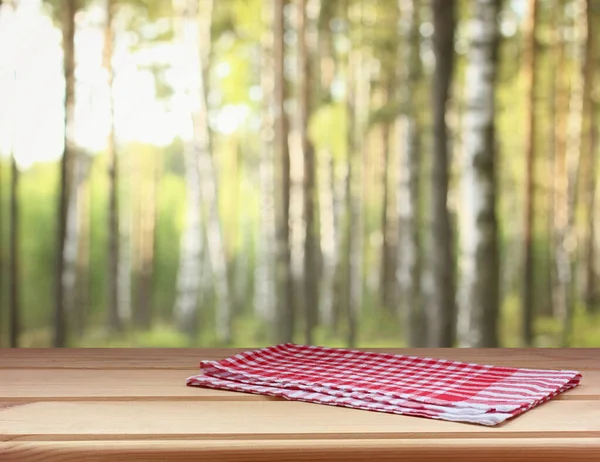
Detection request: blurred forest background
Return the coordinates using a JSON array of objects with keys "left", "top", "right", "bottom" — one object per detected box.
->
[{"left": 0, "top": 0, "right": 599, "bottom": 348}]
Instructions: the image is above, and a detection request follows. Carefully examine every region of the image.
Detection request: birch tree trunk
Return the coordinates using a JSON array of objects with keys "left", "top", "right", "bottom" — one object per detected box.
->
[
  {"left": 172, "top": 0, "right": 208, "bottom": 340},
  {"left": 198, "top": 126, "right": 232, "bottom": 344},
  {"left": 344, "top": 50, "right": 359, "bottom": 348},
  {"left": 427, "top": 0, "right": 457, "bottom": 347},
  {"left": 379, "top": 77, "right": 398, "bottom": 315},
  {"left": 332, "top": 159, "right": 346, "bottom": 334},
  {"left": 582, "top": 0, "right": 598, "bottom": 311},
  {"left": 397, "top": 0, "right": 425, "bottom": 347},
  {"left": 255, "top": 0, "right": 276, "bottom": 324},
  {"left": 299, "top": 0, "right": 319, "bottom": 344},
  {"left": 343, "top": 11, "right": 357, "bottom": 348},
  {"left": 521, "top": 0, "right": 538, "bottom": 346},
  {"left": 316, "top": 0, "right": 338, "bottom": 328},
  {"left": 457, "top": 0, "right": 501, "bottom": 348},
  {"left": 343, "top": 1, "right": 370, "bottom": 348},
  {"left": 9, "top": 147, "right": 19, "bottom": 347},
  {"left": 194, "top": 0, "right": 233, "bottom": 344},
  {"left": 317, "top": 0, "right": 334, "bottom": 104},
  {"left": 318, "top": 149, "right": 337, "bottom": 326},
  {"left": 65, "top": 151, "right": 91, "bottom": 338},
  {"left": 544, "top": 2, "right": 560, "bottom": 319},
  {"left": 54, "top": 0, "right": 77, "bottom": 347},
  {"left": 63, "top": 146, "right": 78, "bottom": 330},
  {"left": 173, "top": 144, "right": 203, "bottom": 339},
  {"left": 274, "top": 0, "right": 295, "bottom": 343},
  {"left": 584, "top": 71, "right": 598, "bottom": 311},
  {"left": 553, "top": 0, "right": 572, "bottom": 337},
  {"left": 104, "top": 0, "right": 122, "bottom": 335},
  {"left": 562, "top": 0, "right": 587, "bottom": 346},
  {"left": 289, "top": 134, "right": 304, "bottom": 342},
  {"left": 75, "top": 156, "right": 91, "bottom": 336},
  {"left": 134, "top": 153, "right": 158, "bottom": 329},
  {"left": 118, "top": 154, "right": 132, "bottom": 326}
]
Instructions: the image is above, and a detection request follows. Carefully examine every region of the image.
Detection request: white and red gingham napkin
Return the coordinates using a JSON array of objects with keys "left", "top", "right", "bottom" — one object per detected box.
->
[{"left": 186, "top": 343, "right": 582, "bottom": 426}]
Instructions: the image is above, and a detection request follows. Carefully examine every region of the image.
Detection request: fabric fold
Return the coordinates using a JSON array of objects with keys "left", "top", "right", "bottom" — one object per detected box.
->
[{"left": 186, "top": 343, "right": 582, "bottom": 426}]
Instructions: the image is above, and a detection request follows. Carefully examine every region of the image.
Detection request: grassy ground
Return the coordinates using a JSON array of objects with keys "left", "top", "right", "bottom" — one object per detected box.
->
[{"left": 16, "top": 300, "right": 600, "bottom": 348}]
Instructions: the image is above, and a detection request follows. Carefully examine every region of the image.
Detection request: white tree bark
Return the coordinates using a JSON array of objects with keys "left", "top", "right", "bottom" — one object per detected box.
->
[
  {"left": 104, "top": 0, "right": 123, "bottom": 334},
  {"left": 289, "top": 129, "right": 305, "bottom": 329},
  {"left": 174, "top": 140, "right": 204, "bottom": 336},
  {"left": 196, "top": 0, "right": 233, "bottom": 344},
  {"left": 396, "top": 0, "right": 424, "bottom": 347},
  {"left": 174, "top": 0, "right": 231, "bottom": 343},
  {"left": 63, "top": 149, "right": 81, "bottom": 319},
  {"left": 255, "top": 0, "right": 276, "bottom": 323},
  {"left": 344, "top": 46, "right": 370, "bottom": 348},
  {"left": 273, "top": 0, "right": 295, "bottom": 343},
  {"left": 344, "top": 45, "right": 359, "bottom": 348},
  {"left": 255, "top": 132, "right": 276, "bottom": 322},
  {"left": 457, "top": 0, "right": 501, "bottom": 348},
  {"left": 551, "top": 0, "right": 570, "bottom": 333},
  {"left": 75, "top": 156, "right": 92, "bottom": 335},
  {"left": 318, "top": 150, "right": 337, "bottom": 326},
  {"left": 561, "top": 0, "right": 587, "bottom": 345},
  {"left": 171, "top": 0, "right": 207, "bottom": 337},
  {"left": 55, "top": 0, "right": 77, "bottom": 345},
  {"left": 198, "top": 129, "right": 232, "bottom": 345},
  {"left": 64, "top": 148, "right": 92, "bottom": 331}
]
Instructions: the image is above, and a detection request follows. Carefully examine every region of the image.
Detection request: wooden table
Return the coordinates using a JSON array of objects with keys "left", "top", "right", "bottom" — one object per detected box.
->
[{"left": 0, "top": 348, "right": 598, "bottom": 461}]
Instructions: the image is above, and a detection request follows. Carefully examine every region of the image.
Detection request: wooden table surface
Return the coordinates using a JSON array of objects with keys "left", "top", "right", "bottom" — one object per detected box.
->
[{"left": 0, "top": 348, "right": 599, "bottom": 461}]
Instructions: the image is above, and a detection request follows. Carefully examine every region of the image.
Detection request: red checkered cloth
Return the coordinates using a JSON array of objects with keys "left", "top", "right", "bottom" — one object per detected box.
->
[{"left": 186, "top": 343, "right": 582, "bottom": 426}]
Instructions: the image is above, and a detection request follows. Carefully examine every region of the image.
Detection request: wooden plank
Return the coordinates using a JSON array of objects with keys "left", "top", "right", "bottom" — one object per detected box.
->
[
  {"left": 2, "top": 438, "right": 599, "bottom": 462},
  {"left": 0, "top": 369, "right": 597, "bottom": 401},
  {"left": 0, "top": 370, "right": 277, "bottom": 402},
  {"left": 1, "top": 400, "right": 599, "bottom": 441},
  {"left": 1, "top": 348, "right": 599, "bottom": 370}
]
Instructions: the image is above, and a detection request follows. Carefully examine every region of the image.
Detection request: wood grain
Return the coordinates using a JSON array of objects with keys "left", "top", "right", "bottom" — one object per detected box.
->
[
  {"left": 1, "top": 400, "right": 599, "bottom": 441},
  {"left": 1, "top": 348, "right": 598, "bottom": 370},
  {"left": 0, "top": 348, "right": 597, "bottom": 461},
  {"left": 2, "top": 438, "right": 599, "bottom": 462},
  {"left": 0, "top": 369, "right": 276, "bottom": 402},
  {"left": 0, "top": 368, "right": 596, "bottom": 401}
]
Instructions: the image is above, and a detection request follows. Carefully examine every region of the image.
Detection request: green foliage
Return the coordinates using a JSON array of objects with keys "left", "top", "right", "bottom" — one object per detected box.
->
[
  {"left": 217, "top": 43, "right": 257, "bottom": 104},
  {"left": 230, "top": 0, "right": 263, "bottom": 42},
  {"left": 212, "top": 2, "right": 237, "bottom": 39},
  {"left": 364, "top": 0, "right": 398, "bottom": 72},
  {"left": 41, "top": 0, "right": 76, "bottom": 26},
  {"left": 309, "top": 102, "right": 348, "bottom": 163},
  {"left": 153, "top": 170, "right": 186, "bottom": 321},
  {"left": 368, "top": 99, "right": 401, "bottom": 127},
  {"left": 19, "top": 162, "right": 59, "bottom": 329},
  {"left": 125, "top": 0, "right": 172, "bottom": 22},
  {"left": 75, "top": 324, "right": 190, "bottom": 347},
  {"left": 146, "top": 63, "right": 174, "bottom": 100}
]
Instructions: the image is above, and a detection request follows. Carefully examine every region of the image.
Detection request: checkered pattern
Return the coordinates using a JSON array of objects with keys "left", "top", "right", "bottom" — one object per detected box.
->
[{"left": 186, "top": 343, "right": 582, "bottom": 426}]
